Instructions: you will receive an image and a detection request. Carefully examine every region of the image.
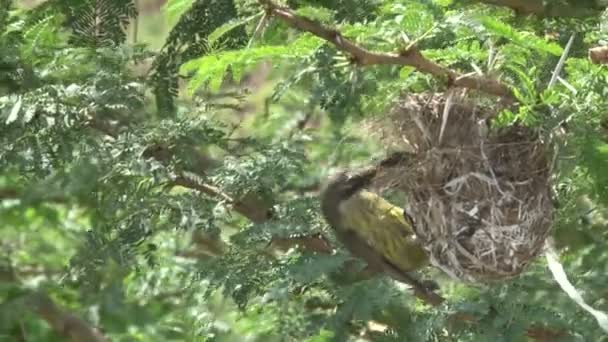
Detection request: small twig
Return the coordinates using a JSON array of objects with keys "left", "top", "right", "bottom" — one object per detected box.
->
[
  {"left": 19, "top": 320, "right": 27, "bottom": 341},
  {"left": 383, "top": 267, "right": 445, "bottom": 306},
  {"left": 438, "top": 88, "right": 455, "bottom": 145},
  {"left": 171, "top": 175, "right": 274, "bottom": 223},
  {"left": 132, "top": 0, "right": 139, "bottom": 44},
  {"left": 208, "top": 103, "right": 245, "bottom": 111},
  {"left": 247, "top": 11, "right": 268, "bottom": 49},
  {"left": 198, "top": 90, "right": 249, "bottom": 100},
  {"left": 545, "top": 238, "right": 608, "bottom": 333},
  {"left": 171, "top": 175, "right": 234, "bottom": 203},
  {"left": 548, "top": 33, "right": 575, "bottom": 89},
  {"left": 402, "top": 23, "right": 438, "bottom": 52},
  {"left": 266, "top": 233, "right": 333, "bottom": 254},
  {"left": 0, "top": 187, "right": 70, "bottom": 204}
]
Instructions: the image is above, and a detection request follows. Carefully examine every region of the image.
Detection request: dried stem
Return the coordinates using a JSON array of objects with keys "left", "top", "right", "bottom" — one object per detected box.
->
[{"left": 547, "top": 33, "right": 575, "bottom": 89}]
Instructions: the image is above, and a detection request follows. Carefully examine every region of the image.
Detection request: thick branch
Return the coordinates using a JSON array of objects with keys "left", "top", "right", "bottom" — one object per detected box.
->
[
  {"left": 0, "top": 187, "right": 19, "bottom": 199},
  {"left": 589, "top": 46, "right": 608, "bottom": 65},
  {"left": 259, "top": 0, "right": 512, "bottom": 98},
  {"left": 26, "top": 292, "right": 108, "bottom": 342},
  {"left": 468, "top": 0, "right": 604, "bottom": 18}
]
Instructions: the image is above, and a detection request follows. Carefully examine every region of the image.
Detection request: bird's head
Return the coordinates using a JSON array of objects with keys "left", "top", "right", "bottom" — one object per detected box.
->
[{"left": 320, "top": 169, "right": 376, "bottom": 207}]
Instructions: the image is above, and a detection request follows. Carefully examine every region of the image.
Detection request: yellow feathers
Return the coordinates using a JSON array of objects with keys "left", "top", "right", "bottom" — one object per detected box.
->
[{"left": 337, "top": 190, "right": 429, "bottom": 272}]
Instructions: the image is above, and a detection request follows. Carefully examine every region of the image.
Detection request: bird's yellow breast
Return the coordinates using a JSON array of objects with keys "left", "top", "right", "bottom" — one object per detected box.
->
[{"left": 338, "top": 190, "right": 429, "bottom": 272}]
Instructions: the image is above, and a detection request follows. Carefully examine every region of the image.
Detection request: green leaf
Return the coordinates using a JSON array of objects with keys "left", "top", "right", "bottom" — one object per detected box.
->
[
  {"left": 164, "top": 0, "right": 195, "bottom": 26},
  {"left": 181, "top": 34, "right": 323, "bottom": 93},
  {"left": 295, "top": 6, "right": 336, "bottom": 23},
  {"left": 399, "top": 66, "right": 415, "bottom": 79},
  {"left": 208, "top": 12, "right": 262, "bottom": 48},
  {"left": 481, "top": 17, "right": 563, "bottom": 56}
]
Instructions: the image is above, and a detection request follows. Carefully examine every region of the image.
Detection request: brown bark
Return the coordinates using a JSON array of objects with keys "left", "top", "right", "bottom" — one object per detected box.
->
[
  {"left": 171, "top": 175, "right": 273, "bottom": 223},
  {"left": 527, "top": 325, "right": 570, "bottom": 341},
  {"left": 0, "top": 187, "right": 69, "bottom": 204},
  {"left": 589, "top": 46, "right": 608, "bottom": 65},
  {"left": 469, "top": 0, "right": 604, "bottom": 17},
  {"left": 266, "top": 233, "right": 333, "bottom": 254},
  {"left": 27, "top": 292, "right": 108, "bottom": 342},
  {"left": 259, "top": 0, "right": 513, "bottom": 98}
]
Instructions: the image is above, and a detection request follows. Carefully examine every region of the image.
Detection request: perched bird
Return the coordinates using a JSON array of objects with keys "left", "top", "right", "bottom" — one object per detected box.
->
[{"left": 320, "top": 171, "right": 442, "bottom": 304}]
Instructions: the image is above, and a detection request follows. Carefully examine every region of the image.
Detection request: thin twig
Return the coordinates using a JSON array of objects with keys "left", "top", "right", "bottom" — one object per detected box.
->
[
  {"left": 545, "top": 238, "right": 608, "bottom": 333},
  {"left": 247, "top": 11, "right": 268, "bottom": 49},
  {"left": 171, "top": 175, "right": 234, "bottom": 203},
  {"left": 266, "top": 233, "right": 333, "bottom": 254},
  {"left": 132, "top": 0, "right": 139, "bottom": 44},
  {"left": 548, "top": 33, "right": 575, "bottom": 89},
  {"left": 438, "top": 88, "right": 455, "bottom": 145}
]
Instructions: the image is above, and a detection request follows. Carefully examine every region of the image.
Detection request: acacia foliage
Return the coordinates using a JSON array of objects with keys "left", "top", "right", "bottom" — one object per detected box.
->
[{"left": 0, "top": 0, "right": 607, "bottom": 341}]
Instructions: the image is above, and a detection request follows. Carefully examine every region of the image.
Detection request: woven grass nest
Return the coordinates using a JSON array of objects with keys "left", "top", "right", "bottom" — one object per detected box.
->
[{"left": 375, "top": 92, "right": 555, "bottom": 283}]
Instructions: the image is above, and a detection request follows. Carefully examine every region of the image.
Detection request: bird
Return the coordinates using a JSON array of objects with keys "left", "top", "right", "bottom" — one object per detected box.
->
[{"left": 320, "top": 170, "right": 443, "bottom": 305}]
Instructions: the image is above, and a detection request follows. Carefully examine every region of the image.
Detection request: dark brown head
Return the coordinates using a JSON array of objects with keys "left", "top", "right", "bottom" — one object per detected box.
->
[{"left": 320, "top": 171, "right": 374, "bottom": 229}]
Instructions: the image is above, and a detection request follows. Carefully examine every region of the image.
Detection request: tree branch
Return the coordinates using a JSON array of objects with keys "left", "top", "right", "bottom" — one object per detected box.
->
[
  {"left": 266, "top": 233, "right": 333, "bottom": 254},
  {"left": 468, "top": 0, "right": 604, "bottom": 18},
  {"left": 0, "top": 187, "right": 19, "bottom": 199},
  {"left": 171, "top": 175, "right": 274, "bottom": 223},
  {"left": 26, "top": 292, "right": 108, "bottom": 342},
  {"left": 589, "top": 46, "right": 608, "bottom": 65},
  {"left": 259, "top": 0, "right": 513, "bottom": 98},
  {"left": 172, "top": 175, "right": 234, "bottom": 203},
  {"left": 0, "top": 187, "right": 70, "bottom": 204}
]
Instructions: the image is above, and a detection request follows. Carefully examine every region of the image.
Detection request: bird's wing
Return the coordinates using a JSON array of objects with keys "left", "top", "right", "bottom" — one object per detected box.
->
[
  {"left": 335, "top": 207, "right": 443, "bottom": 305},
  {"left": 338, "top": 190, "right": 429, "bottom": 272}
]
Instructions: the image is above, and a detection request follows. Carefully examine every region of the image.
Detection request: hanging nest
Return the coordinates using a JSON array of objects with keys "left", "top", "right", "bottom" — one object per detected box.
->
[{"left": 374, "top": 92, "right": 554, "bottom": 283}]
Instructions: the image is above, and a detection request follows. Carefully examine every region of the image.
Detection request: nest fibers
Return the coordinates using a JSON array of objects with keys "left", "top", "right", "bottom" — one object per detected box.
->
[{"left": 377, "top": 92, "right": 554, "bottom": 283}]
